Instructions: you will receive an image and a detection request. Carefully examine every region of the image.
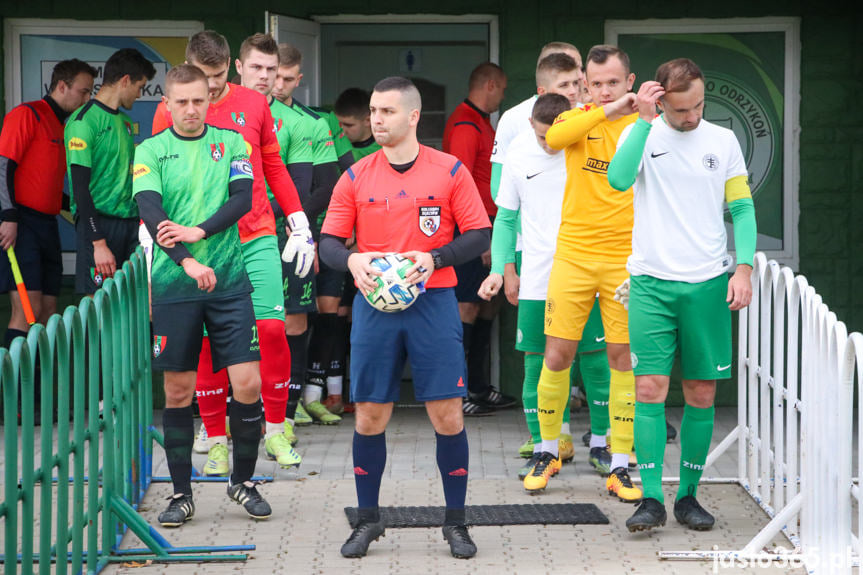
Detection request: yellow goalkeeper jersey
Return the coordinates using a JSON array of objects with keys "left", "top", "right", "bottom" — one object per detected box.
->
[{"left": 546, "top": 104, "right": 638, "bottom": 263}]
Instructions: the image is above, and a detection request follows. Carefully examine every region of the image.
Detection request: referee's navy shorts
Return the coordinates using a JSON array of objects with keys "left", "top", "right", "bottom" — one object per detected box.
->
[{"left": 350, "top": 287, "right": 467, "bottom": 403}]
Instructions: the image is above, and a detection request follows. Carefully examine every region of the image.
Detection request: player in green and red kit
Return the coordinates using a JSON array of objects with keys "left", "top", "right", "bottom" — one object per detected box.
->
[
  {"left": 271, "top": 42, "right": 344, "bottom": 426},
  {"left": 151, "top": 31, "right": 313, "bottom": 473},
  {"left": 0, "top": 59, "right": 96, "bottom": 347},
  {"left": 135, "top": 63, "right": 271, "bottom": 525},
  {"left": 66, "top": 48, "right": 155, "bottom": 294}
]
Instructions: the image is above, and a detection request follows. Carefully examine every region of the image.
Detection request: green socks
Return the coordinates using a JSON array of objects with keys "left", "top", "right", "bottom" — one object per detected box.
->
[
  {"left": 677, "top": 404, "right": 715, "bottom": 500},
  {"left": 634, "top": 401, "right": 666, "bottom": 502},
  {"left": 522, "top": 353, "right": 543, "bottom": 444},
  {"left": 580, "top": 350, "right": 610, "bottom": 436}
]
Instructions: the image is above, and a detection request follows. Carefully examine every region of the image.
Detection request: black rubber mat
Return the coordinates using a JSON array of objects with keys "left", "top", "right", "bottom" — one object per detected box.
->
[{"left": 345, "top": 503, "right": 608, "bottom": 528}]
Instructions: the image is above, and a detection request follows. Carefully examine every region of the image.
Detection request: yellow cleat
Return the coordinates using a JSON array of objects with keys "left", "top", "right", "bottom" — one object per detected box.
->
[
  {"left": 606, "top": 466, "right": 643, "bottom": 503},
  {"left": 523, "top": 452, "right": 562, "bottom": 493},
  {"left": 558, "top": 434, "right": 575, "bottom": 463}
]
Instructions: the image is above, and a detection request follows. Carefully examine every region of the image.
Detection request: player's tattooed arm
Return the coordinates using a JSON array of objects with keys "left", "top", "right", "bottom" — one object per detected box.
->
[{"left": 135, "top": 190, "right": 193, "bottom": 265}]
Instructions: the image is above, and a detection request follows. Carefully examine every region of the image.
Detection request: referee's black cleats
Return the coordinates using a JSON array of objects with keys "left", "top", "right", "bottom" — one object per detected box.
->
[
  {"left": 478, "top": 389, "right": 517, "bottom": 409},
  {"left": 340, "top": 520, "right": 386, "bottom": 558},
  {"left": 626, "top": 497, "right": 667, "bottom": 532},
  {"left": 674, "top": 495, "right": 715, "bottom": 530},
  {"left": 442, "top": 524, "right": 477, "bottom": 559},
  {"left": 158, "top": 493, "right": 195, "bottom": 527},
  {"left": 227, "top": 480, "right": 272, "bottom": 520}
]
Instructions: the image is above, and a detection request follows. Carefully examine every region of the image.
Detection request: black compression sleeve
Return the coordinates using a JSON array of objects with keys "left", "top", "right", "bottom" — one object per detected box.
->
[
  {"left": 0, "top": 156, "right": 18, "bottom": 221},
  {"left": 433, "top": 228, "right": 491, "bottom": 268},
  {"left": 337, "top": 151, "right": 354, "bottom": 173},
  {"left": 135, "top": 190, "right": 193, "bottom": 265},
  {"left": 319, "top": 233, "right": 351, "bottom": 272},
  {"left": 305, "top": 162, "right": 340, "bottom": 222},
  {"left": 197, "top": 178, "right": 252, "bottom": 238},
  {"left": 271, "top": 162, "right": 313, "bottom": 220},
  {"left": 70, "top": 164, "right": 103, "bottom": 241}
]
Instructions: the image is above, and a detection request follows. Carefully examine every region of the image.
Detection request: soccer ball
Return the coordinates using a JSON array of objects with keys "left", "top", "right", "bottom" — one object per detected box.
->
[{"left": 365, "top": 253, "right": 424, "bottom": 313}]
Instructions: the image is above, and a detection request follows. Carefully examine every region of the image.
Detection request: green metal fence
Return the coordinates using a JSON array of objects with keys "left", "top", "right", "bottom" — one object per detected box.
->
[{"left": 0, "top": 248, "right": 251, "bottom": 574}]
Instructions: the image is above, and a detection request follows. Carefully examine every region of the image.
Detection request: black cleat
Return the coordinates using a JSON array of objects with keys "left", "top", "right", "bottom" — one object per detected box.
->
[
  {"left": 626, "top": 497, "right": 667, "bottom": 532},
  {"left": 666, "top": 420, "right": 677, "bottom": 442},
  {"left": 581, "top": 430, "right": 591, "bottom": 447},
  {"left": 227, "top": 480, "right": 272, "bottom": 520},
  {"left": 674, "top": 495, "right": 715, "bottom": 530},
  {"left": 477, "top": 389, "right": 517, "bottom": 409},
  {"left": 341, "top": 521, "right": 386, "bottom": 557},
  {"left": 463, "top": 398, "right": 494, "bottom": 416},
  {"left": 158, "top": 493, "right": 195, "bottom": 527},
  {"left": 442, "top": 524, "right": 477, "bottom": 558}
]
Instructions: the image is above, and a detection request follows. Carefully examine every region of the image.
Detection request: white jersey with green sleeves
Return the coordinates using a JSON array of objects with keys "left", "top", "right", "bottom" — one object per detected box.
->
[
  {"left": 496, "top": 129, "right": 566, "bottom": 300},
  {"left": 619, "top": 116, "right": 748, "bottom": 283},
  {"left": 132, "top": 126, "right": 252, "bottom": 303}
]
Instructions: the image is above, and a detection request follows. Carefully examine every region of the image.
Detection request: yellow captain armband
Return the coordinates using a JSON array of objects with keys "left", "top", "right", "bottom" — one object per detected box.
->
[{"left": 724, "top": 175, "right": 752, "bottom": 203}]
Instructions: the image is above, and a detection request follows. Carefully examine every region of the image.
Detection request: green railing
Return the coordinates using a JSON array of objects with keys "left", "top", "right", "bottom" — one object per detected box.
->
[{"left": 0, "top": 248, "right": 252, "bottom": 574}]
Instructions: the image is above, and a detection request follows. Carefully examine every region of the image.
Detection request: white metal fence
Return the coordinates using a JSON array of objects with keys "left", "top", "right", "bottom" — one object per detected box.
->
[{"left": 660, "top": 252, "right": 861, "bottom": 573}]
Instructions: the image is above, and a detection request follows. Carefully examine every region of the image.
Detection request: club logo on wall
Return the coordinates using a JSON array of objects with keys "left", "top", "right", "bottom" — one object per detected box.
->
[{"left": 704, "top": 74, "right": 777, "bottom": 197}]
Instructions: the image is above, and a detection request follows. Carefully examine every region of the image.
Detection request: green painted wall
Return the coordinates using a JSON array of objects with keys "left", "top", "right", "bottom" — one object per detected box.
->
[{"left": 1, "top": 1, "right": 861, "bottom": 404}]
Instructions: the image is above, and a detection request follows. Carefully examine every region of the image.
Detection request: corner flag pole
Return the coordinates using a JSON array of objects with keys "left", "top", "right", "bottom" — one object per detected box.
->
[{"left": 6, "top": 246, "right": 36, "bottom": 325}]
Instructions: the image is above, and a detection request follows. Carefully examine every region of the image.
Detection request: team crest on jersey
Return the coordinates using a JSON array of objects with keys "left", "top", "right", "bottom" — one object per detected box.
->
[
  {"left": 90, "top": 267, "right": 103, "bottom": 287},
  {"left": 419, "top": 206, "right": 440, "bottom": 237},
  {"left": 211, "top": 143, "right": 225, "bottom": 162},
  {"left": 274, "top": 118, "right": 283, "bottom": 133},
  {"left": 702, "top": 153, "right": 720, "bottom": 171},
  {"left": 153, "top": 335, "right": 167, "bottom": 358},
  {"left": 232, "top": 112, "right": 246, "bottom": 126},
  {"left": 124, "top": 121, "right": 133, "bottom": 136}
]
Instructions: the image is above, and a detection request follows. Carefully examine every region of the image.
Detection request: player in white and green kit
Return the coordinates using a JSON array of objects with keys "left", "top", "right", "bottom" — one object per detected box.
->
[{"left": 607, "top": 59, "right": 756, "bottom": 532}]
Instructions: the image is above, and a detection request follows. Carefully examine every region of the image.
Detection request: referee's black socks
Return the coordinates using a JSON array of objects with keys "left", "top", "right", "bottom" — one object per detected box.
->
[
  {"left": 163, "top": 405, "right": 195, "bottom": 496},
  {"left": 229, "top": 398, "right": 263, "bottom": 485}
]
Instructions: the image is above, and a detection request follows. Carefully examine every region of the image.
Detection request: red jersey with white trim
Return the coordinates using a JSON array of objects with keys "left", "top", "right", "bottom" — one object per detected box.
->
[
  {"left": 322, "top": 145, "right": 491, "bottom": 289},
  {"left": 152, "top": 83, "right": 301, "bottom": 242},
  {"left": 0, "top": 99, "right": 66, "bottom": 214},
  {"left": 442, "top": 100, "right": 496, "bottom": 216}
]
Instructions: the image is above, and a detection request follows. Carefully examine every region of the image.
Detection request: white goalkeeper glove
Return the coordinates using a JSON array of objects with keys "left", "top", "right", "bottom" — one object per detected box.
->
[
  {"left": 613, "top": 277, "right": 630, "bottom": 310},
  {"left": 282, "top": 211, "right": 315, "bottom": 278}
]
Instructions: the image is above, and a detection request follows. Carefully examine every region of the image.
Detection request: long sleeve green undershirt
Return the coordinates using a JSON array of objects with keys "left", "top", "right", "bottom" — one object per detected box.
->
[
  {"left": 728, "top": 197, "right": 756, "bottom": 267},
  {"left": 490, "top": 205, "right": 518, "bottom": 275},
  {"left": 607, "top": 117, "right": 652, "bottom": 191},
  {"left": 490, "top": 162, "right": 502, "bottom": 202}
]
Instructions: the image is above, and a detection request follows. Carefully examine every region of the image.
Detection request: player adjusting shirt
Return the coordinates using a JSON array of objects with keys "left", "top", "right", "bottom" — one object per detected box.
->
[
  {"left": 152, "top": 83, "right": 302, "bottom": 242},
  {"left": 322, "top": 146, "right": 490, "bottom": 288},
  {"left": 494, "top": 130, "right": 565, "bottom": 299},
  {"left": 132, "top": 126, "right": 252, "bottom": 303},
  {"left": 65, "top": 100, "right": 137, "bottom": 218},
  {"left": 0, "top": 99, "right": 67, "bottom": 215},
  {"left": 443, "top": 99, "right": 496, "bottom": 216},
  {"left": 547, "top": 104, "right": 638, "bottom": 262},
  {"left": 618, "top": 116, "right": 749, "bottom": 282}
]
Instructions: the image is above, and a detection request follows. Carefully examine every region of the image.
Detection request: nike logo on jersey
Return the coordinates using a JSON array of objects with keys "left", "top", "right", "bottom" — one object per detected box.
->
[
  {"left": 587, "top": 136, "right": 602, "bottom": 141},
  {"left": 526, "top": 171, "right": 544, "bottom": 179},
  {"left": 717, "top": 364, "right": 731, "bottom": 371},
  {"left": 651, "top": 151, "right": 669, "bottom": 158},
  {"left": 595, "top": 336, "right": 606, "bottom": 343}
]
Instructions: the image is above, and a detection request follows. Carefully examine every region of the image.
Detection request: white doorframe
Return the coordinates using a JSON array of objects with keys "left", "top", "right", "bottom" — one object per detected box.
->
[
  {"left": 3, "top": 18, "right": 202, "bottom": 112},
  {"left": 313, "top": 14, "right": 500, "bottom": 65}
]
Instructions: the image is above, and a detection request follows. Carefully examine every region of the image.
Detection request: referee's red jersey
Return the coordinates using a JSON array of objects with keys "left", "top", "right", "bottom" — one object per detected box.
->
[
  {"left": 0, "top": 99, "right": 67, "bottom": 215},
  {"left": 442, "top": 99, "right": 496, "bottom": 216},
  {"left": 322, "top": 145, "right": 490, "bottom": 289}
]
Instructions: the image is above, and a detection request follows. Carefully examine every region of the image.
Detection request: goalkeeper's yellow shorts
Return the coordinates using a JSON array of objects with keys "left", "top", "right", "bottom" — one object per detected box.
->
[{"left": 544, "top": 255, "right": 630, "bottom": 344}]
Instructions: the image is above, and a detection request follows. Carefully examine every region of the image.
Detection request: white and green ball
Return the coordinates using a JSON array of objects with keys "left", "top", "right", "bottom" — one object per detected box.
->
[{"left": 365, "top": 253, "right": 423, "bottom": 313}]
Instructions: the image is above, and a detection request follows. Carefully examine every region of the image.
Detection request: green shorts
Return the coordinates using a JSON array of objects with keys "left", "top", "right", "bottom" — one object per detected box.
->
[
  {"left": 275, "top": 219, "right": 316, "bottom": 313},
  {"left": 242, "top": 235, "right": 285, "bottom": 321},
  {"left": 628, "top": 274, "right": 731, "bottom": 380},
  {"left": 516, "top": 297, "right": 605, "bottom": 354}
]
